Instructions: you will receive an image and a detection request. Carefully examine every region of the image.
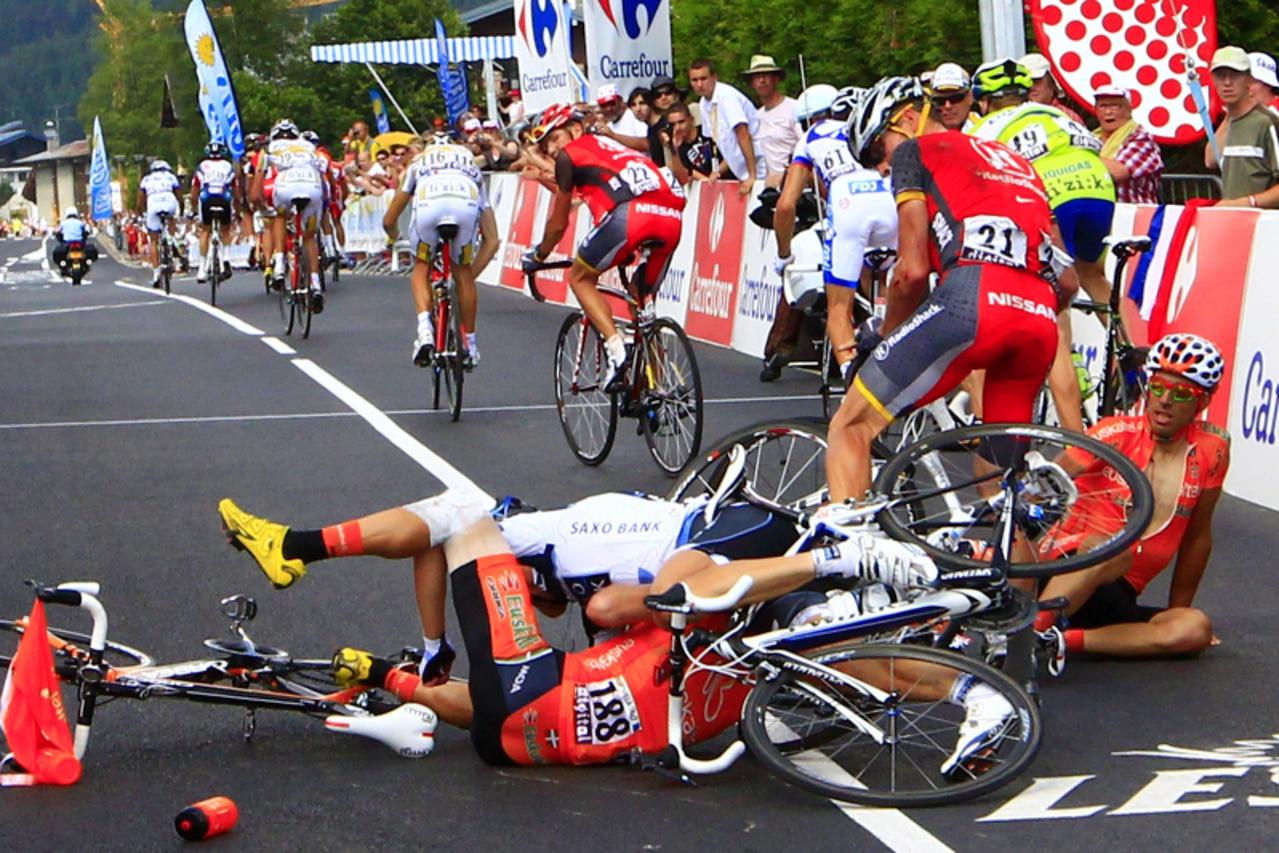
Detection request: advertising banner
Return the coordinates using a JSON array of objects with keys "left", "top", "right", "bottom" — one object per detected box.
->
[
  {"left": 582, "top": 0, "right": 674, "bottom": 96},
  {"left": 684, "top": 183, "right": 746, "bottom": 346},
  {"left": 183, "top": 0, "right": 246, "bottom": 159},
  {"left": 513, "top": 0, "right": 576, "bottom": 112},
  {"left": 89, "top": 116, "right": 113, "bottom": 221},
  {"left": 434, "top": 19, "right": 472, "bottom": 127},
  {"left": 732, "top": 184, "right": 782, "bottom": 358}
]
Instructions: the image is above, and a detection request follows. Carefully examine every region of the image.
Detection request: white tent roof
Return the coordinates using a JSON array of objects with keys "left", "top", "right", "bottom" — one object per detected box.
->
[{"left": 309, "top": 36, "right": 516, "bottom": 65}]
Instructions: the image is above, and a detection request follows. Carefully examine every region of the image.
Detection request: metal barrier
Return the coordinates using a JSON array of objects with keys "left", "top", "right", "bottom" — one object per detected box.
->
[{"left": 1160, "top": 173, "right": 1222, "bottom": 204}]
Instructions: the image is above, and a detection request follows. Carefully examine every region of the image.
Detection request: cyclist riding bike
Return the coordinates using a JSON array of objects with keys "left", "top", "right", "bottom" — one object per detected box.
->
[
  {"left": 302, "top": 130, "right": 347, "bottom": 264},
  {"left": 827, "top": 76, "right": 1064, "bottom": 501},
  {"left": 520, "top": 103, "right": 687, "bottom": 392},
  {"left": 382, "top": 132, "right": 500, "bottom": 369},
  {"left": 51, "top": 209, "right": 98, "bottom": 269},
  {"left": 242, "top": 133, "right": 271, "bottom": 275},
  {"left": 137, "top": 159, "right": 182, "bottom": 288},
  {"left": 969, "top": 59, "right": 1118, "bottom": 432},
  {"left": 189, "top": 141, "right": 239, "bottom": 284},
  {"left": 252, "top": 119, "right": 329, "bottom": 312},
  {"left": 774, "top": 84, "right": 897, "bottom": 380},
  {"left": 1034, "top": 333, "right": 1229, "bottom": 659}
]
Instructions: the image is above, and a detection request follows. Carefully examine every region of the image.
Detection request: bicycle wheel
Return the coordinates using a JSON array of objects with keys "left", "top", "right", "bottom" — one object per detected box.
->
[
  {"left": 554, "top": 311, "right": 619, "bottom": 466},
  {"left": 667, "top": 418, "right": 829, "bottom": 509},
  {"left": 741, "top": 643, "right": 1040, "bottom": 808},
  {"left": 0, "top": 619, "right": 155, "bottom": 675},
  {"left": 875, "top": 423, "right": 1153, "bottom": 579},
  {"left": 639, "top": 318, "right": 704, "bottom": 476},
  {"left": 297, "top": 245, "right": 313, "bottom": 340},
  {"left": 820, "top": 337, "right": 840, "bottom": 421},
  {"left": 442, "top": 284, "right": 464, "bottom": 422},
  {"left": 209, "top": 241, "right": 221, "bottom": 306},
  {"left": 161, "top": 241, "right": 172, "bottom": 295}
]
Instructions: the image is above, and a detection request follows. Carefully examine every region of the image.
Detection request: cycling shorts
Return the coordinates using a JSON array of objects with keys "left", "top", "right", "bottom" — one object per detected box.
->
[
  {"left": 1053, "top": 197, "right": 1114, "bottom": 264},
  {"left": 823, "top": 177, "right": 898, "bottom": 288},
  {"left": 853, "top": 264, "right": 1058, "bottom": 423},
  {"left": 680, "top": 503, "right": 799, "bottom": 562},
  {"left": 577, "top": 199, "right": 682, "bottom": 294},
  {"left": 273, "top": 182, "right": 323, "bottom": 232},
  {"left": 1067, "top": 578, "right": 1162, "bottom": 629},
  {"left": 145, "top": 196, "right": 180, "bottom": 233},
  {"left": 200, "top": 196, "right": 233, "bottom": 227},
  {"left": 411, "top": 197, "right": 480, "bottom": 265}
]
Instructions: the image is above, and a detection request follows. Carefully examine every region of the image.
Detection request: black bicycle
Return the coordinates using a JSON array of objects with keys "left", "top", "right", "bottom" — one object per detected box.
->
[
  {"left": 527, "top": 256, "right": 704, "bottom": 476},
  {"left": 422, "top": 223, "right": 466, "bottom": 422}
]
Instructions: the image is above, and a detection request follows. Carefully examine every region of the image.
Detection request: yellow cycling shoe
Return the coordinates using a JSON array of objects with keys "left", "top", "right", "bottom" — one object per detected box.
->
[
  {"left": 332, "top": 647, "right": 391, "bottom": 688},
  {"left": 218, "top": 498, "right": 306, "bottom": 589}
]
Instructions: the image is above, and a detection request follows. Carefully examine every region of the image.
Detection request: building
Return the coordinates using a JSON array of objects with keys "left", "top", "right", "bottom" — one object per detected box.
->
[
  {"left": 16, "top": 139, "right": 90, "bottom": 225},
  {"left": 0, "top": 121, "right": 47, "bottom": 166}
]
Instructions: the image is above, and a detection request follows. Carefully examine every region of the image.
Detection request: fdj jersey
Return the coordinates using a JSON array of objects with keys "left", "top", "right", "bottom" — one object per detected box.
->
[
  {"left": 140, "top": 171, "right": 180, "bottom": 205},
  {"left": 195, "top": 159, "right": 236, "bottom": 200},
  {"left": 792, "top": 118, "right": 860, "bottom": 190},
  {"left": 972, "top": 104, "right": 1115, "bottom": 208},
  {"left": 556, "top": 134, "right": 684, "bottom": 222},
  {"left": 890, "top": 132, "right": 1055, "bottom": 278}
]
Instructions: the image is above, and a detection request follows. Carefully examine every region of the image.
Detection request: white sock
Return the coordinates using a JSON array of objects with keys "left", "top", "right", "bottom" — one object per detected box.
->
[
  {"left": 605, "top": 334, "right": 626, "bottom": 367},
  {"left": 273, "top": 252, "right": 284, "bottom": 272},
  {"left": 466, "top": 332, "right": 477, "bottom": 353},
  {"left": 310, "top": 272, "right": 321, "bottom": 288},
  {"left": 417, "top": 311, "right": 432, "bottom": 333}
]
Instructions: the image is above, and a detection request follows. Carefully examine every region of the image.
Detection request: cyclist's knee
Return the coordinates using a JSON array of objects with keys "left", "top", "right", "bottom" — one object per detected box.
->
[{"left": 1152, "top": 608, "right": 1212, "bottom": 655}]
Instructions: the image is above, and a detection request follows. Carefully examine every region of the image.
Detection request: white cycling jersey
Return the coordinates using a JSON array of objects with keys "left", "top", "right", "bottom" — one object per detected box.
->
[
  {"left": 265, "top": 137, "right": 327, "bottom": 218},
  {"left": 791, "top": 119, "right": 861, "bottom": 191},
  {"left": 140, "top": 170, "right": 181, "bottom": 231},
  {"left": 195, "top": 159, "right": 236, "bottom": 200},
  {"left": 400, "top": 143, "right": 489, "bottom": 260},
  {"left": 824, "top": 169, "right": 898, "bottom": 288}
]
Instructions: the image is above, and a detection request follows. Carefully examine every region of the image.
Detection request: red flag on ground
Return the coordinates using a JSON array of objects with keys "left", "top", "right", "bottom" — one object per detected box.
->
[{"left": 0, "top": 599, "right": 82, "bottom": 785}]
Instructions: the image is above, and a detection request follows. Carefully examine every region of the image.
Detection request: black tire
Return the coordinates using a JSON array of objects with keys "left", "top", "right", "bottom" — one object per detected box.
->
[
  {"left": 0, "top": 619, "right": 155, "bottom": 678},
  {"left": 298, "top": 247, "right": 313, "bottom": 340},
  {"left": 820, "top": 337, "right": 839, "bottom": 421},
  {"left": 554, "top": 311, "right": 619, "bottom": 466},
  {"left": 741, "top": 643, "right": 1040, "bottom": 808},
  {"left": 70, "top": 268, "right": 83, "bottom": 287},
  {"left": 874, "top": 423, "right": 1154, "bottom": 579},
  {"left": 161, "top": 241, "right": 172, "bottom": 295},
  {"left": 667, "top": 418, "right": 829, "bottom": 509},
  {"left": 209, "top": 242, "right": 221, "bottom": 306},
  {"left": 443, "top": 283, "right": 464, "bottom": 422},
  {"left": 639, "top": 318, "right": 703, "bottom": 476}
]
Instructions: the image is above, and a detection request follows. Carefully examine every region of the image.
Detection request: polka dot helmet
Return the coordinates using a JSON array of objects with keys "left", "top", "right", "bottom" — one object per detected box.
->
[{"left": 1145, "top": 333, "right": 1224, "bottom": 390}]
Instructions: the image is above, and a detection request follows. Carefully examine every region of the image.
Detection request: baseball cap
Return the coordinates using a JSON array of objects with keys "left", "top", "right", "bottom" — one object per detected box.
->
[
  {"left": 1019, "top": 52, "right": 1052, "bottom": 80},
  {"left": 596, "top": 83, "right": 622, "bottom": 104},
  {"left": 1211, "top": 46, "right": 1251, "bottom": 73},
  {"left": 462, "top": 117, "right": 481, "bottom": 134},
  {"left": 1250, "top": 51, "right": 1279, "bottom": 88},
  {"left": 931, "top": 62, "right": 971, "bottom": 93},
  {"left": 1094, "top": 84, "right": 1130, "bottom": 101}
]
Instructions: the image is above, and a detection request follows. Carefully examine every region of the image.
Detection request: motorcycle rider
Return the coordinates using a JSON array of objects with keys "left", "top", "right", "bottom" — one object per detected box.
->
[{"left": 51, "top": 210, "right": 99, "bottom": 279}]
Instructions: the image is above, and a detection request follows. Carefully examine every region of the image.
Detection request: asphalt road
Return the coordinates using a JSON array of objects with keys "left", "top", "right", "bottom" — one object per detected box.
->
[{"left": 1, "top": 239, "right": 1276, "bottom": 851}]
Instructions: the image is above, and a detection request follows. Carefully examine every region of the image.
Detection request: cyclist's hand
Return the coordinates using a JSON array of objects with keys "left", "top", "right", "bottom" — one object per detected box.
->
[
  {"left": 772, "top": 254, "right": 794, "bottom": 277},
  {"left": 855, "top": 316, "right": 883, "bottom": 356},
  {"left": 418, "top": 638, "right": 456, "bottom": 685},
  {"left": 520, "top": 247, "right": 543, "bottom": 273}
]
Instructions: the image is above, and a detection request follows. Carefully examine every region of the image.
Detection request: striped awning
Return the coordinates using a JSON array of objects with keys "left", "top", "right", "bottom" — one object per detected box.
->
[{"left": 309, "top": 36, "right": 516, "bottom": 65}]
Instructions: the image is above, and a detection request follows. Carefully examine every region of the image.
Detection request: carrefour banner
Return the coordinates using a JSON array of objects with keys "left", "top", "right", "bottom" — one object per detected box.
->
[
  {"left": 583, "top": 0, "right": 673, "bottom": 95},
  {"left": 88, "top": 116, "right": 113, "bottom": 222},
  {"left": 183, "top": 0, "right": 245, "bottom": 159},
  {"left": 513, "top": 0, "right": 576, "bottom": 113}
]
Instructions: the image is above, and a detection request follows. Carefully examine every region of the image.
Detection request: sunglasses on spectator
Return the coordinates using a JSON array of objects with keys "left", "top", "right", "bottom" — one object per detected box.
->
[
  {"left": 931, "top": 91, "right": 969, "bottom": 106},
  {"left": 654, "top": 88, "right": 677, "bottom": 98},
  {"left": 1148, "top": 378, "right": 1206, "bottom": 403}
]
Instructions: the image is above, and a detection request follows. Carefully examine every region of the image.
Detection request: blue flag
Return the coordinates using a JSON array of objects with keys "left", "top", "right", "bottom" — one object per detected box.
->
[
  {"left": 183, "top": 0, "right": 245, "bottom": 160},
  {"left": 89, "top": 116, "right": 112, "bottom": 221},
  {"left": 369, "top": 88, "right": 391, "bottom": 134},
  {"left": 434, "top": 19, "right": 470, "bottom": 126}
]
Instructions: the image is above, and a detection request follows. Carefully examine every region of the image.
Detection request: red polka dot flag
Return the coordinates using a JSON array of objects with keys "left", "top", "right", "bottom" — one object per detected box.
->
[{"left": 1029, "top": 0, "right": 1218, "bottom": 144}]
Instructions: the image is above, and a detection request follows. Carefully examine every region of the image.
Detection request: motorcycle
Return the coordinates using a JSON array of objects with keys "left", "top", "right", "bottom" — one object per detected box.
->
[{"left": 58, "top": 240, "right": 95, "bottom": 286}]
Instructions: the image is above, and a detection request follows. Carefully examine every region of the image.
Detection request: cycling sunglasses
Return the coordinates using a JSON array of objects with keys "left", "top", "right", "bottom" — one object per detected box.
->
[
  {"left": 931, "top": 91, "right": 969, "bottom": 106},
  {"left": 1148, "top": 378, "right": 1206, "bottom": 403}
]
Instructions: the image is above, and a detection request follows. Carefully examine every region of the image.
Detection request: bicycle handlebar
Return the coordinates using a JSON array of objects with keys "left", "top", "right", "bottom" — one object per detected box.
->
[
  {"left": 644, "top": 576, "right": 755, "bottom": 615},
  {"left": 524, "top": 259, "right": 573, "bottom": 303}
]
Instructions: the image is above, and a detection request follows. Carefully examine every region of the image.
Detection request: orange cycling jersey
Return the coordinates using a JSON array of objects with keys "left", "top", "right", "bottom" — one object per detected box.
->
[{"left": 1056, "top": 415, "right": 1230, "bottom": 592}]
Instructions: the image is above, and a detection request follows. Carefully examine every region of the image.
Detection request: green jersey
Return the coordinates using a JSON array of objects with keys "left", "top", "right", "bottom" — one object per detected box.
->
[{"left": 970, "top": 104, "right": 1115, "bottom": 208}]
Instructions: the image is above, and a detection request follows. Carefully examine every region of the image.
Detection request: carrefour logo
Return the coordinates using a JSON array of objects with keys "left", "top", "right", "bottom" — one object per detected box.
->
[
  {"left": 519, "top": 0, "right": 560, "bottom": 57},
  {"left": 595, "top": 0, "right": 664, "bottom": 38},
  {"left": 708, "top": 192, "right": 726, "bottom": 249}
]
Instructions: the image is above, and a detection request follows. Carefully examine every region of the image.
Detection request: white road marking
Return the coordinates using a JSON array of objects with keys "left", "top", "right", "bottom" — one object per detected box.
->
[
  {"left": 0, "top": 300, "right": 168, "bottom": 319},
  {"left": 261, "top": 336, "right": 296, "bottom": 355},
  {"left": 292, "top": 358, "right": 491, "bottom": 499},
  {"left": 114, "top": 280, "right": 265, "bottom": 335}
]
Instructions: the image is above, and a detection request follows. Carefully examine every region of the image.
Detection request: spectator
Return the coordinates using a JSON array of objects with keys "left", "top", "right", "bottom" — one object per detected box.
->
[
  {"left": 1251, "top": 51, "right": 1279, "bottom": 119},
  {"left": 665, "top": 102, "right": 720, "bottom": 186},
  {"left": 1094, "top": 84, "right": 1164, "bottom": 205},
  {"left": 688, "top": 57, "right": 765, "bottom": 196},
  {"left": 1207, "top": 46, "right": 1279, "bottom": 208},
  {"left": 473, "top": 126, "right": 520, "bottom": 172},
  {"left": 594, "top": 83, "right": 649, "bottom": 152},
  {"left": 346, "top": 121, "right": 372, "bottom": 157},
  {"left": 628, "top": 88, "right": 652, "bottom": 123},
  {"left": 646, "top": 75, "right": 687, "bottom": 166},
  {"left": 743, "top": 54, "right": 801, "bottom": 188},
  {"left": 928, "top": 62, "right": 976, "bottom": 132},
  {"left": 501, "top": 89, "right": 526, "bottom": 127},
  {"left": 1021, "top": 52, "right": 1085, "bottom": 123}
]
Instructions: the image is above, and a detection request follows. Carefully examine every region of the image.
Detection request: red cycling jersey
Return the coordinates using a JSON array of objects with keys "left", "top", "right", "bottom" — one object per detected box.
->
[
  {"left": 1052, "top": 415, "right": 1230, "bottom": 592},
  {"left": 555, "top": 133, "right": 684, "bottom": 222},
  {"left": 890, "top": 131, "right": 1055, "bottom": 280}
]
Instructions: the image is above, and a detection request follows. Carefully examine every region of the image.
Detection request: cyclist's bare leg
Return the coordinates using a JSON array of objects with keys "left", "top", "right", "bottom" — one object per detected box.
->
[
  {"left": 148, "top": 232, "right": 160, "bottom": 269},
  {"left": 827, "top": 390, "right": 893, "bottom": 502},
  {"left": 453, "top": 263, "right": 479, "bottom": 333},
  {"left": 961, "top": 371, "right": 984, "bottom": 420},
  {"left": 198, "top": 224, "right": 210, "bottom": 260},
  {"left": 1040, "top": 546, "right": 1133, "bottom": 617},
  {"left": 1047, "top": 311, "right": 1085, "bottom": 432},
  {"left": 410, "top": 256, "right": 434, "bottom": 313},
  {"left": 825, "top": 285, "right": 856, "bottom": 369},
  {"left": 1075, "top": 607, "right": 1213, "bottom": 657},
  {"left": 414, "top": 546, "right": 448, "bottom": 642},
  {"left": 270, "top": 214, "right": 286, "bottom": 269},
  {"left": 568, "top": 260, "right": 620, "bottom": 342}
]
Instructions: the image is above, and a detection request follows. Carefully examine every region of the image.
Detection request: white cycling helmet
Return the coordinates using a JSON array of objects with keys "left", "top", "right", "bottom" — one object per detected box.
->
[
  {"left": 795, "top": 84, "right": 840, "bottom": 122},
  {"left": 830, "top": 86, "right": 867, "bottom": 121},
  {"left": 847, "top": 76, "right": 925, "bottom": 164},
  {"left": 149, "top": 159, "right": 172, "bottom": 173},
  {"left": 1145, "top": 333, "right": 1224, "bottom": 391},
  {"left": 270, "top": 119, "right": 299, "bottom": 140}
]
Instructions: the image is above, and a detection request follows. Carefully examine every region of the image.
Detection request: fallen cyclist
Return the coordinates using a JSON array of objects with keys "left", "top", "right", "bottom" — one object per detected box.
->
[{"left": 220, "top": 483, "right": 1018, "bottom": 773}]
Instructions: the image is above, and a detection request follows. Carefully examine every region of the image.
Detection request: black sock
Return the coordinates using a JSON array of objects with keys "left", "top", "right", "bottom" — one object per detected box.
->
[{"left": 282, "top": 529, "right": 328, "bottom": 564}]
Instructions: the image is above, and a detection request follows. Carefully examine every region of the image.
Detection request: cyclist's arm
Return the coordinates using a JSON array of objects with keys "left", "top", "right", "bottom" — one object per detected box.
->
[
  {"left": 382, "top": 189, "right": 411, "bottom": 241},
  {"left": 772, "top": 161, "right": 811, "bottom": 259},
  {"left": 471, "top": 207, "right": 500, "bottom": 272},
  {"left": 136, "top": 189, "right": 146, "bottom": 213},
  {"left": 882, "top": 198, "right": 930, "bottom": 334},
  {"left": 188, "top": 175, "right": 201, "bottom": 214},
  {"left": 584, "top": 583, "right": 653, "bottom": 628},
  {"left": 249, "top": 163, "right": 264, "bottom": 209},
  {"left": 1167, "top": 486, "right": 1221, "bottom": 609}
]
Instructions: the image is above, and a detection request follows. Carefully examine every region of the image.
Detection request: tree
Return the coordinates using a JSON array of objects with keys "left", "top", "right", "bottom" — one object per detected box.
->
[
  {"left": 0, "top": 180, "right": 14, "bottom": 207},
  {"left": 0, "top": 0, "right": 95, "bottom": 138}
]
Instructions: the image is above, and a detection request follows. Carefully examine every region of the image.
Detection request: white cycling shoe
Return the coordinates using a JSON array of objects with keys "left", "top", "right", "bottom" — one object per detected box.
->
[
  {"left": 940, "top": 681, "right": 1015, "bottom": 778},
  {"left": 813, "top": 534, "right": 939, "bottom": 589},
  {"left": 324, "top": 703, "right": 438, "bottom": 758}
]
